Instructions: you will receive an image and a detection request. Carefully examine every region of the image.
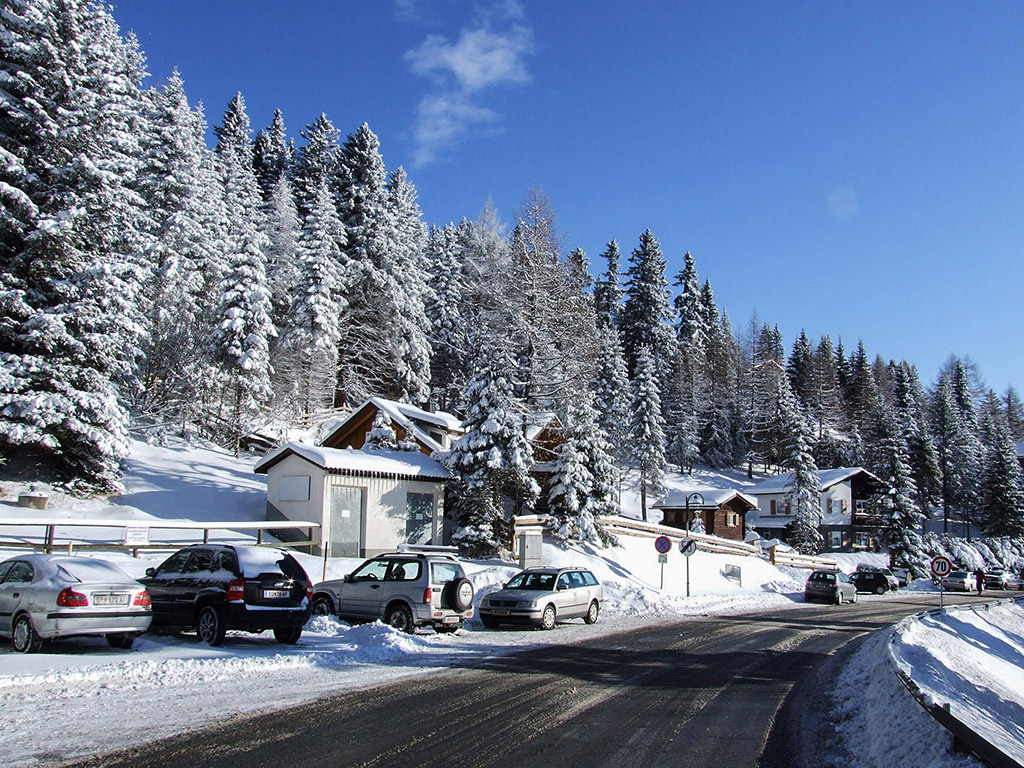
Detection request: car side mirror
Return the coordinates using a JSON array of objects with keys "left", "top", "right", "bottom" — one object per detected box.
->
[
  {"left": 145, "top": 568, "right": 156, "bottom": 578},
  {"left": 343, "top": 573, "right": 353, "bottom": 583}
]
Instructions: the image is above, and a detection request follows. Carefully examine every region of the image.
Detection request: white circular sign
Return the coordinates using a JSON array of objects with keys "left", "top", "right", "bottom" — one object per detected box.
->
[
  {"left": 679, "top": 538, "right": 698, "bottom": 557},
  {"left": 930, "top": 556, "right": 952, "bottom": 579}
]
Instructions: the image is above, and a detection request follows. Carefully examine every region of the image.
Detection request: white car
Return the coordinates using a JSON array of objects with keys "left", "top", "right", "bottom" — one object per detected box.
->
[
  {"left": 0, "top": 554, "right": 152, "bottom": 653},
  {"left": 478, "top": 567, "right": 604, "bottom": 629},
  {"left": 941, "top": 571, "right": 977, "bottom": 592}
]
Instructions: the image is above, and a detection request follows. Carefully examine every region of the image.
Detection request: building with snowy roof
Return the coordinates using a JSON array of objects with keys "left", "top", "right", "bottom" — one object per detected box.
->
[
  {"left": 318, "top": 397, "right": 464, "bottom": 455},
  {"left": 746, "top": 467, "right": 884, "bottom": 552},
  {"left": 652, "top": 488, "right": 757, "bottom": 541},
  {"left": 254, "top": 442, "right": 453, "bottom": 558}
]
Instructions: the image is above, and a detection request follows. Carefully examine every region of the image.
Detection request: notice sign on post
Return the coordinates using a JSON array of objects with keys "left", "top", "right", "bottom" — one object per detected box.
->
[
  {"left": 122, "top": 526, "right": 150, "bottom": 547},
  {"left": 654, "top": 536, "right": 672, "bottom": 554}
]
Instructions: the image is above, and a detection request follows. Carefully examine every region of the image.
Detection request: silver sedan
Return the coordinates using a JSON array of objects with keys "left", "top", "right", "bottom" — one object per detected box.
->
[{"left": 0, "top": 554, "right": 152, "bottom": 652}]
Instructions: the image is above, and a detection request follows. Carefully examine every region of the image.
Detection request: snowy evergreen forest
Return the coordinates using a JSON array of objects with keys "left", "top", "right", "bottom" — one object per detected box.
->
[{"left": 2, "top": 1, "right": 1024, "bottom": 563}]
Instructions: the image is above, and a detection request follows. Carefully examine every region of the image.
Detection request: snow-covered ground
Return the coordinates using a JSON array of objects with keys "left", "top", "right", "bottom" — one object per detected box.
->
[{"left": 0, "top": 437, "right": 1017, "bottom": 767}]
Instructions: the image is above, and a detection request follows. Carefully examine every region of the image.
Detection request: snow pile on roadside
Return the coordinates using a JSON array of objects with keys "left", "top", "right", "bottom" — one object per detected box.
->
[{"left": 892, "top": 602, "right": 1024, "bottom": 763}]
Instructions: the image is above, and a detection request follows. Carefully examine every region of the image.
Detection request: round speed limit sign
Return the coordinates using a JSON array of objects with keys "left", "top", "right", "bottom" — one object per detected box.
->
[{"left": 930, "top": 556, "right": 952, "bottom": 579}]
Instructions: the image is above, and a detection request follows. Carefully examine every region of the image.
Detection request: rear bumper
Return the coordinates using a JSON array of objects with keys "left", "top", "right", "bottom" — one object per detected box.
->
[
  {"left": 224, "top": 603, "right": 311, "bottom": 631},
  {"left": 42, "top": 610, "right": 152, "bottom": 639}
]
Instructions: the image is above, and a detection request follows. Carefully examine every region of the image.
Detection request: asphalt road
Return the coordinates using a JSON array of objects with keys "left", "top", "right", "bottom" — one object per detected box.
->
[{"left": 65, "top": 592, "right": 995, "bottom": 768}]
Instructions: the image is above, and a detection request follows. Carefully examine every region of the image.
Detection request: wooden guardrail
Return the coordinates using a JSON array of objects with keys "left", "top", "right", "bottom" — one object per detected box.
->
[
  {"left": 767, "top": 547, "right": 838, "bottom": 571},
  {"left": 0, "top": 517, "right": 320, "bottom": 556},
  {"left": 888, "top": 598, "right": 1024, "bottom": 768}
]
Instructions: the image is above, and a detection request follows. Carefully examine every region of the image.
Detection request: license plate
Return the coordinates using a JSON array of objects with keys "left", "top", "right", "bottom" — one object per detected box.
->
[
  {"left": 443, "top": 616, "right": 460, "bottom": 625},
  {"left": 93, "top": 593, "right": 129, "bottom": 606},
  {"left": 490, "top": 609, "right": 510, "bottom": 616},
  {"left": 263, "top": 589, "right": 289, "bottom": 599}
]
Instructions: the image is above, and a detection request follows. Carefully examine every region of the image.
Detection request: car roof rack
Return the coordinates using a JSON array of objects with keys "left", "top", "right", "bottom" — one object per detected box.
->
[{"left": 396, "top": 543, "right": 461, "bottom": 555}]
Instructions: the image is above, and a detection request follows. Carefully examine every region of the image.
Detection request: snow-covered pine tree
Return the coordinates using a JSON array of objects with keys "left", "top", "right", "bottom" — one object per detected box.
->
[
  {"left": 620, "top": 230, "right": 674, "bottom": 382},
  {"left": 276, "top": 179, "right": 347, "bottom": 417},
  {"left": 210, "top": 93, "right": 275, "bottom": 455},
  {"left": 783, "top": 421, "right": 823, "bottom": 554},
  {"left": 425, "top": 224, "right": 471, "bottom": 411},
  {"left": 630, "top": 346, "right": 666, "bottom": 521},
  {"left": 0, "top": 0, "right": 147, "bottom": 490},
  {"left": 592, "top": 325, "right": 631, "bottom": 468},
  {"left": 978, "top": 410, "right": 1024, "bottom": 538},
  {"left": 748, "top": 324, "right": 787, "bottom": 471},
  {"left": 593, "top": 240, "right": 624, "bottom": 330},
  {"left": 253, "top": 109, "right": 292, "bottom": 201},
  {"left": 1004, "top": 386, "right": 1024, "bottom": 439},
  {"left": 443, "top": 358, "right": 538, "bottom": 556},
  {"left": 891, "top": 363, "right": 941, "bottom": 523},
  {"left": 263, "top": 173, "right": 302, "bottom": 345},
  {"left": 364, "top": 411, "right": 399, "bottom": 452},
  {"left": 866, "top": 406, "right": 926, "bottom": 575},
  {"left": 294, "top": 113, "right": 340, "bottom": 216},
  {"left": 787, "top": 330, "right": 815, "bottom": 410}
]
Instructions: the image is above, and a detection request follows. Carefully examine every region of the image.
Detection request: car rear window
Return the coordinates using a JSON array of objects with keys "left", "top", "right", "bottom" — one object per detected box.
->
[
  {"left": 430, "top": 561, "right": 463, "bottom": 583},
  {"left": 54, "top": 558, "right": 131, "bottom": 583},
  {"left": 235, "top": 547, "right": 307, "bottom": 579},
  {"left": 810, "top": 572, "right": 836, "bottom": 583}
]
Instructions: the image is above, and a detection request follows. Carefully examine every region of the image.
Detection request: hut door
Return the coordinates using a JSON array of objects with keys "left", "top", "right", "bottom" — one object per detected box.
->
[
  {"left": 406, "top": 492, "right": 434, "bottom": 544},
  {"left": 330, "top": 486, "right": 363, "bottom": 557}
]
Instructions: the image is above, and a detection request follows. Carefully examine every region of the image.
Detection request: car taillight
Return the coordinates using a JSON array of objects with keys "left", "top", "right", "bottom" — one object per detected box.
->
[
  {"left": 226, "top": 578, "right": 246, "bottom": 602},
  {"left": 57, "top": 587, "right": 89, "bottom": 607},
  {"left": 306, "top": 583, "right": 313, "bottom": 601},
  {"left": 423, "top": 588, "right": 432, "bottom": 605},
  {"left": 133, "top": 589, "right": 151, "bottom": 607}
]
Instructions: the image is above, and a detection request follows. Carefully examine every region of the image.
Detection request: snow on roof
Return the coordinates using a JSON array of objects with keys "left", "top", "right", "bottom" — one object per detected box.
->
[
  {"left": 653, "top": 487, "right": 757, "bottom": 509},
  {"left": 747, "top": 467, "right": 878, "bottom": 495},
  {"left": 370, "top": 397, "right": 463, "bottom": 433},
  {"left": 254, "top": 442, "right": 452, "bottom": 480}
]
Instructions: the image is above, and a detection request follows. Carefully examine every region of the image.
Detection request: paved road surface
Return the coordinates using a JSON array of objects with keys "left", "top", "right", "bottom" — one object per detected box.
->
[{"left": 66, "top": 593, "right": 994, "bottom": 768}]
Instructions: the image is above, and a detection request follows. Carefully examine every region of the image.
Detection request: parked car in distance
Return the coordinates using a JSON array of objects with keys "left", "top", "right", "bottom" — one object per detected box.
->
[
  {"left": 478, "top": 566, "right": 603, "bottom": 630},
  {"left": 941, "top": 571, "right": 976, "bottom": 592},
  {"left": 890, "top": 567, "right": 910, "bottom": 588},
  {"left": 855, "top": 564, "right": 899, "bottom": 591},
  {"left": 139, "top": 545, "right": 311, "bottom": 646},
  {"left": 0, "top": 554, "right": 152, "bottom": 653},
  {"left": 983, "top": 570, "right": 1023, "bottom": 590},
  {"left": 850, "top": 571, "right": 892, "bottom": 594},
  {"left": 804, "top": 570, "right": 857, "bottom": 605},
  {"left": 312, "top": 551, "right": 474, "bottom": 633}
]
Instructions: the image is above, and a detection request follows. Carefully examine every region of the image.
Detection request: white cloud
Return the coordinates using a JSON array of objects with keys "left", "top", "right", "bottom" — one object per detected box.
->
[
  {"left": 404, "top": 2, "right": 533, "bottom": 166},
  {"left": 828, "top": 185, "right": 858, "bottom": 220}
]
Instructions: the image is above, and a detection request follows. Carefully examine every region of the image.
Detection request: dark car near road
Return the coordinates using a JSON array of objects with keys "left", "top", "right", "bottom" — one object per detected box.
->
[
  {"left": 140, "top": 545, "right": 312, "bottom": 646},
  {"left": 850, "top": 571, "right": 891, "bottom": 594},
  {"left": 804, "top": 570, "right": 857, "bottom": 605}
]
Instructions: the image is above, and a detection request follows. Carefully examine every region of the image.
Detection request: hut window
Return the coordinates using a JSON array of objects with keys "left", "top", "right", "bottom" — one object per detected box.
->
[{"left": 280, "top": 475, "right": 311, "bottom": 501}]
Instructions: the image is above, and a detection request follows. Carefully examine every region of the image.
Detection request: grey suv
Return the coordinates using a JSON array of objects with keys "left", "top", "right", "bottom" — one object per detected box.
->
[
  {"left": 478, "top": 567, "right": 603, "bottom": 630},
  {"left": 312, "top": 551, "right": 474, "bottom": 633}
]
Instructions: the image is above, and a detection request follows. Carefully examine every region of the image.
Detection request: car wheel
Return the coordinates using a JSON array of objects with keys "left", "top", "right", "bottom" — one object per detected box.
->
[
  {"left": 12, "top": 614, "right": 42, "bottom": 653},
  {"left": 273, "top": 626, "right": 303, "bottom": 644},
  {"left": 106, "top": 632, "right": 136, "bottom": 650},
  {"left": 584, "top": 600, "right": 600, "bottom": 625},
  {"left": 875, "top": 585, "right": 885, "bottom": 595},
  {"left": 540, "top": 604, "right": 556, "bottom": 630},
  {"left": 311, "top": 595, "right": 335, "bottom": 617},
  {"left": 196, "top": 605, "right": 226, "bottom": 646},
  {"left": 835, "top": 590, "right": 843, "bottom": 606},
  {"left": 851, "top": 590, "right": 858, "bottom": 604},
  {"left": 384, "top": 603, "right": 414, "bottom": 634}
]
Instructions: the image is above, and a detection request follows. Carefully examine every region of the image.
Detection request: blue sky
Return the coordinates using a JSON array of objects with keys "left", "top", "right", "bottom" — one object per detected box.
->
[{"left": 112, "top": 1, "right": 1024, "bottom": 394}]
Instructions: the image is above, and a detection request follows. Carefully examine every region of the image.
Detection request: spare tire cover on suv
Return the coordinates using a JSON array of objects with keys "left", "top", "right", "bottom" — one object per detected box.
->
[{"left": 442, "top": 577, "right": 474, "bottom": 611}]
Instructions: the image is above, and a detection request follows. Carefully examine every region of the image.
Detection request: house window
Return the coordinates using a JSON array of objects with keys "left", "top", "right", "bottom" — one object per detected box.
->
[
  {"left": 828, "top": 531, "right": 842, "bottom": 549},
  {"left": 279, "top": 475, "right": 311, "bottom": 502},
  {"left": 854, "top": 532, "right": 870, "bottom": 549},
  {"left": 726, "top": 513, "right": 739, "bottom": 526},
  {"left": 770, "top": 499, "right": 776, "bottom": 515}
]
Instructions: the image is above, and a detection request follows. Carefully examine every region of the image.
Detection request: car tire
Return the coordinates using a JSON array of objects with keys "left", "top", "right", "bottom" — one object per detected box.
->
[
  {"left": 106, "top": 632, "right": 136, "bottom": 650},
  {"left": 311, "top": 595, "right": 335, "bottom": 617},
  {"left": 12, "top": 614, "right": 42, "bottom": 653},
  {"left": 851, "top": 590, "right": 858, "bottom": 604},
  {"left": 196, "top": 605, "right": 226, "bottom": 646},
  {"left": 443, "top": 578, "right": 475, "bottom": 612},
  {"left": 875, "top": 585, "right": 885, "bottom": 595},
  {"left": 384, "top": 603, "right": 415, "bottom": 634},
  {"left": 540, "top": 604, "right": 556, "bottom": 630},
  {"left": 273, "top": 626, "right": 303, "bottom": 644},
  {"left": 584, "top": 600, "right": 600, "bottom": 625},
  {"left": 835, "top": 590, "right": 843, "bottom": 606}
]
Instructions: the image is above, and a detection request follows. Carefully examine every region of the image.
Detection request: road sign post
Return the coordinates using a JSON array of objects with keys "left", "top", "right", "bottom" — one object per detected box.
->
[
  {"left": 680, "top": 537, "right": 697, "bottom": 597},
  {"left": 931, "top": 556, "right": 952, "bottom": 614},
  {"left": 655, "top": 536, "right": 671, "bottom": 589}
]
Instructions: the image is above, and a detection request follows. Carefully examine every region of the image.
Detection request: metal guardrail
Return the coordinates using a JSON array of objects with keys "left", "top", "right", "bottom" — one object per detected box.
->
[
  {"left": 887, "top": 597, "right": 1024, "bottom": 768},
  {"left": 0, "top": 517, "right": 320, "bottom": 556}
]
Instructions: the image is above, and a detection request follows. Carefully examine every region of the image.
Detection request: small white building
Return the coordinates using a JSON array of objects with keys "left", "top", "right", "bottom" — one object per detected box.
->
[
  {"left": 746, "top": 467, "right": 883, "bottom": 552},
  {"left": 254, "top": 442, "right": 452, "bottom": 558}
]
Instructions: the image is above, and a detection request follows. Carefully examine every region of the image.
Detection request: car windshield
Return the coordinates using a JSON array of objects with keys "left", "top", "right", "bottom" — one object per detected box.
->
[{"left": 506, "top": 572, "right": 556, "bottom": 591}]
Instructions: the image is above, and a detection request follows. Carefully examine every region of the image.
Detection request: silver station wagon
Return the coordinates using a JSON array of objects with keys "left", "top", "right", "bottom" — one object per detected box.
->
[
  {"left": 479, "top": 566, "right": 603, "bottom": 630},
  {"left": 0, "top": 554, "right": 152, "bottom": 653}
]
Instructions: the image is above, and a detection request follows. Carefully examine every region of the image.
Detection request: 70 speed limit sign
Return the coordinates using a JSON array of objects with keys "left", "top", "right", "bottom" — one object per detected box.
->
[{"left": 930, "top": 556, "right": 953, "bottom": 579}]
